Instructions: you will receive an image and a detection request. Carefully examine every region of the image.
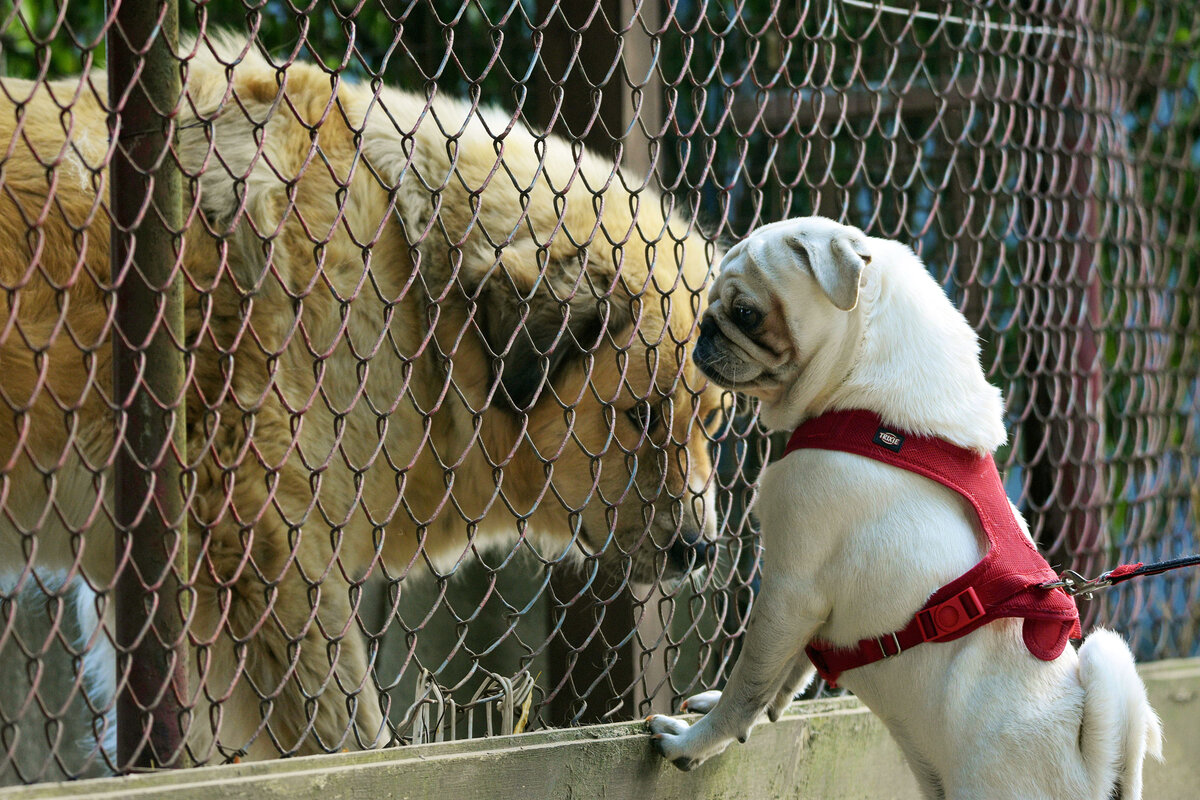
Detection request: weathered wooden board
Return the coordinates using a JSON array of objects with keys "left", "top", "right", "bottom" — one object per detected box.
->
[{"left": 3, "top": 659, "right": 1196, "bottom": 800}]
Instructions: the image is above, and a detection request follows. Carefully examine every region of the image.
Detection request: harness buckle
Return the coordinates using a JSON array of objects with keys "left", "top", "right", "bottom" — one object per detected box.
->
[
  {"left": 875, "top": 632, "right": 903, "bottom": 659},
  {"left": 917, "top": 587, "right": 985, "bottom": 642}
]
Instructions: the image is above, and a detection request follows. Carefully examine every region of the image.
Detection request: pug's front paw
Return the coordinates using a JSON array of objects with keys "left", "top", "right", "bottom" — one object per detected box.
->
[
  {"left": 680, "top": 690, "right": 722, "bottom": 714},
  {"left": 648, "top": 714, "right": 729, "bottom": 772},
  {"left": 646, "top": 714, "right": 705, "bottom": 771}
]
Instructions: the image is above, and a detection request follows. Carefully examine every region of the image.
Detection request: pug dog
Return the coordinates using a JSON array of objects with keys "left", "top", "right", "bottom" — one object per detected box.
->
[{"left": 647, "top": 217, "right": 1162, "bottom": 799}]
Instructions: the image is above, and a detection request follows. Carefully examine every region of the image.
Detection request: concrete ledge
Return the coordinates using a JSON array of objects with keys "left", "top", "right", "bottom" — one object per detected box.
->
[{"left": 3, "top": 659, "right": 1197, "bottom": 800}]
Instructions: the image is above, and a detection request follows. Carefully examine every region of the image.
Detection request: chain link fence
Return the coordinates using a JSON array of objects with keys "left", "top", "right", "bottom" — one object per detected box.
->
[{"left": 0, "top": 0, "right": 1195, "bottom": 785}]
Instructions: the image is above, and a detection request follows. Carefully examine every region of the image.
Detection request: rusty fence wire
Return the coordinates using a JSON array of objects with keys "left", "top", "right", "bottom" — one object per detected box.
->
[{"left": 0, "top": 0, "right": 1195, "bottom": 784}]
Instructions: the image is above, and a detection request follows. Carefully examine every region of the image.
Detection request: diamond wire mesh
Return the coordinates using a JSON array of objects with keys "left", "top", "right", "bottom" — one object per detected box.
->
[{"left": 0, "top": 0, "right": 1194, "bottom": 783}]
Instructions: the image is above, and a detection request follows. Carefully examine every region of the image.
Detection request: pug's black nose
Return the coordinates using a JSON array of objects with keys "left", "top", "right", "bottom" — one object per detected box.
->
[
  {"left": 668, "top": 528, "right": 709, "bottom": 573},
  {"left": 699, "top": 315, "right": 719, "bottom": 339}
]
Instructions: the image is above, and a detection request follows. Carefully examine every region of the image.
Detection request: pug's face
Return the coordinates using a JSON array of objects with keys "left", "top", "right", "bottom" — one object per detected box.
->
[{"left": 693, "top": 217, "right": 873, "bottom": 429}]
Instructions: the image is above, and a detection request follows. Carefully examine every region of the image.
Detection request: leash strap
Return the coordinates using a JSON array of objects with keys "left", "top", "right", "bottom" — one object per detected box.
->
[{"left": 1042, "top": 555, "right": 1200, "bottom": 597}]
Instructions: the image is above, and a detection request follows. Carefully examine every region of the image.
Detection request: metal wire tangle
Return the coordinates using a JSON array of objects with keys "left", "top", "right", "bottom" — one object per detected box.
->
[{"left": 0, "top": 0, "right": 1195, "bottom": 784}]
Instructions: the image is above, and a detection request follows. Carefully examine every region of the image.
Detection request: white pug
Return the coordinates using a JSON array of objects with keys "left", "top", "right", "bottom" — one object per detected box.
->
[{"left": 648, "top": 217, "right": 1162, "bottom": 799}]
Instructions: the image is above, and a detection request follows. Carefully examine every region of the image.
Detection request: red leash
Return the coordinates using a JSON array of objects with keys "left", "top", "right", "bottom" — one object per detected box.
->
[{"left": 1041, "top": 555, "right": 1200, "bottom": 597}]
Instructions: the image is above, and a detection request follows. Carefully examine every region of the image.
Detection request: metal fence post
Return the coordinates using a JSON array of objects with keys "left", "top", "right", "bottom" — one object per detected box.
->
[{"left": 107, "top": 0, "right": 188, "bottom": 770}]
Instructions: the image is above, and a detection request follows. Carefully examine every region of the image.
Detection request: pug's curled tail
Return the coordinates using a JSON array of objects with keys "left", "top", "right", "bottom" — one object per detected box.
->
[{"left": 1076, "top": 628, "right": 1163, "bottom": 800}]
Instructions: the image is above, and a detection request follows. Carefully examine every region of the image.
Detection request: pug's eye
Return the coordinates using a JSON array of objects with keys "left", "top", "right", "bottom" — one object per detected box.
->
[
  {"left": 626, "top": 401, "right": 658, "bottom": 431},
  {"left": 731, "top": 304, "right": 764, "bottom": 332}
]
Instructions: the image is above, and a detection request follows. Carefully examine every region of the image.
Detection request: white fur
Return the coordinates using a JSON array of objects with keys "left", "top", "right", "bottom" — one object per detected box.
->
[{"left": 649, "top": 217, "right": 1162, "bottom": 799}]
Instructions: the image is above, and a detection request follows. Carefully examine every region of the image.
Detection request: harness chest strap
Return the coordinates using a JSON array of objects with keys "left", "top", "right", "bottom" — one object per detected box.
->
[{"left": 783, "top": 409, "right": 1081, "bottom": 688}]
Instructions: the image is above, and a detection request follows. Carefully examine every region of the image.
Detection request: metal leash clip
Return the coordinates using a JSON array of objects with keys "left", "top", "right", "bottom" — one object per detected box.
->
[{"left": 1039, "top": 569, "right": 1114, "bottom": 598}]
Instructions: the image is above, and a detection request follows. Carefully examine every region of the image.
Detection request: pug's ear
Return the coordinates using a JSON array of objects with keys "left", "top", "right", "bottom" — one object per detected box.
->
[
  {"left": 785, "top": 232, "right": 871, "bottom": 311},
  {"left": 474, "top": 255, "right": 632, "bottom": 412}
]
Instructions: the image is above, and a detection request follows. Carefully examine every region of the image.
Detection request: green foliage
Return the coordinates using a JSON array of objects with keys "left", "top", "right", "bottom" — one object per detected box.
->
[{"left": 1, "top": 0, "right": 540, "bottom": 101}]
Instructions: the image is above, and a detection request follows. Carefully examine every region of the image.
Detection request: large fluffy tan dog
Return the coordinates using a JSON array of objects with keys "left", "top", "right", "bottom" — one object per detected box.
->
[
  {"left": 0, "top": 37, "right": 720, "bottom": 760},
  {"left": 648, "top": 217, "right": 1162, "bottom": 799}
]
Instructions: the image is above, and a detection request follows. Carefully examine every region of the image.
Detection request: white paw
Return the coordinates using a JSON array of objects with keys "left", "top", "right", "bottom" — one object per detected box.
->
[
  {"left": 646, "top": 714, "right": 703, "bottom": 771},
  {"left": 681, "top": 690, "right": 722, "bottom": 714}
]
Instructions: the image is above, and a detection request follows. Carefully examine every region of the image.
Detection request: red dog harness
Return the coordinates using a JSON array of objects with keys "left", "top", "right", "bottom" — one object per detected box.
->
[{"left": 784, "top": 409, "right": 1081, "bottom": 688}]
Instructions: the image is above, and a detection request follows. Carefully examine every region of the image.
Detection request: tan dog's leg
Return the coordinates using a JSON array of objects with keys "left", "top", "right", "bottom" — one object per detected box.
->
[
  {"left": 283, "top": 578, "right": 385, "bottom": 753},
  {"left": 188, "top": 448, "right": 384, "bottom": 759},
  {"left": 647, "top": 587, "right": 824, "bottom": 770},
  {"left": 189, "top": 564, "right": 384, "bottom": 759}
]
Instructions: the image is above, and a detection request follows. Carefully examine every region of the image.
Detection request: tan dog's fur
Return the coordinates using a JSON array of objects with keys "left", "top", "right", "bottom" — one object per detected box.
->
[{"left": 0, "top": 37, "right": 719, "bottom": 759}]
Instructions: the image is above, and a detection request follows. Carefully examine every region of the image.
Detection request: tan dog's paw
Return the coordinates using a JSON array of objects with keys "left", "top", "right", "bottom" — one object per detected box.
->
[
  {"left": 646, "top": 714, "right": 703, "bottom": 771},
  {"left": 680, "top": 690, "right": 721, "bottom": 714}
]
